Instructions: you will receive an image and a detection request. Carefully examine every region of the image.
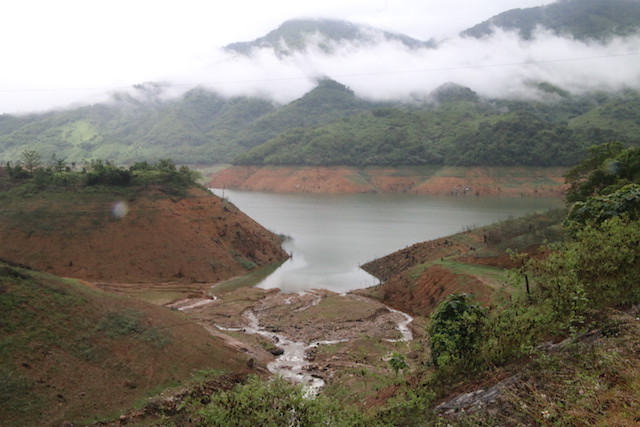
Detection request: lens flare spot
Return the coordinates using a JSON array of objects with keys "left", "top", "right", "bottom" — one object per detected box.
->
[{"left": 112, "top": 201, "right": 129, "bottom": 218}]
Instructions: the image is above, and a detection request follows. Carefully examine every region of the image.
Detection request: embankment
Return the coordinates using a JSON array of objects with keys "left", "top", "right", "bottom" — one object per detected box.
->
[
  {"left": 208, "top": 165, "right": 568, "bottom": 197},
  {"left": 0, "top": 187, "right": 288, "bottom": 283}
]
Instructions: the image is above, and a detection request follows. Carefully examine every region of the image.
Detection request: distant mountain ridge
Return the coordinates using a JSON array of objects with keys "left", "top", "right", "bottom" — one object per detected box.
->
[
  {"left": 462, "top": 0, "right": 640, "bottom": 40},
  {"left": 225, "top": 18, "right": 435, "bottom": 56}
]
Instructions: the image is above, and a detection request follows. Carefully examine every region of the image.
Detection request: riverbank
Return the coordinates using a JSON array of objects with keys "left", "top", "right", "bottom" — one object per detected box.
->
[{"left": 207, "top": 165, "right": 568, "bottom": 197}]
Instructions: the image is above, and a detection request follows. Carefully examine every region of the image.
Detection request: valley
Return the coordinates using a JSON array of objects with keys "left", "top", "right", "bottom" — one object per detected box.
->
[{"left": 2, "top": 0, "right": 640, "bottom": 424}]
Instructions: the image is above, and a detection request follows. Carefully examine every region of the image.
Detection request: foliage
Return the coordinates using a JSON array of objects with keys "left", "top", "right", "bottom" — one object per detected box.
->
[
  {"left": 19, "top": 149, "right": 41, "bottom": 172},
  {"left": 388, "top": 352, "right": 408, "bottom": 375},
  {"left": 198, "top": 375, "right": 368, "bottom": 426},
  {"left": 370, "top": 387, "right": 436, "bottom": 426},
  {"left": 85, "top": 159, "right": 132, "bottom": 186},
  {"left": 235, "top": 88, "right": 639, "bottom": 167},
  {"left": 565, "top": 183, "right": 640, "bottom": 229},
  {"left": 2, "top": 153, "right": 201, "bottom": 197},
  {"left": 428, "top": 293, "right": 487, "bottom": 368},
  {"left": 564, "top": 142, "right": 629, "bottom": 202},
  {"left": 1, "top": 80, "right": 639, "bottom": 167}
]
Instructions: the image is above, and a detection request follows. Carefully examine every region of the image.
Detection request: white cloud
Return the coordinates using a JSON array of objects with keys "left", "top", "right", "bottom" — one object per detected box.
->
[{"left": 1, "top": 0, "right": 636, "bottom": 113}]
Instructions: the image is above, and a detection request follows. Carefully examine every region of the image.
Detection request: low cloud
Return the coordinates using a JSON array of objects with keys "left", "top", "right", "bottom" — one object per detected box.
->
[
  {"left": 4, "top": 27, "right": 640, "bottom": 113},
  {"left": 186, "top": 28, "right": 640, "bottom": 104}
]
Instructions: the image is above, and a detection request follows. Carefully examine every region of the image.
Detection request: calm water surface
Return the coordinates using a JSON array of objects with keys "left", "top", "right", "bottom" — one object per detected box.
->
[{"left": 212, "top": 190, "right": 563, "bottom": 293}]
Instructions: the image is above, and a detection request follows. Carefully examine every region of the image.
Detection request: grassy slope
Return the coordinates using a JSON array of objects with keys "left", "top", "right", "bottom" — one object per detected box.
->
[
  {"left": 360, "top": 209, "right": 566, "bottom": 316},
  {"left": 0, "top": 260, "right": 252, "bottom": 426}
]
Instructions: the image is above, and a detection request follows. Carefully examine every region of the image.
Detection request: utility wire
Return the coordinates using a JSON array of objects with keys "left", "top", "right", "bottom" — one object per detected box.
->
[{"left": 0, "top": 50, "right": 638, "bottom": 93}]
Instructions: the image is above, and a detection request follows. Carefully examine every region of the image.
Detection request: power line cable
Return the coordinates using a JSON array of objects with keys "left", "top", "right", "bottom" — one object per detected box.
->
[{"left": 0, "top": 50, "right": 638, "bottom": 93}]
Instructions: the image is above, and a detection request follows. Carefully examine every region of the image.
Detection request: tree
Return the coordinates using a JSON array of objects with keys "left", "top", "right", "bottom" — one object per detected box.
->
[
  {"left": 428, "top": 293, "right": 487, "bottom": 368},
  {"left": 388, "top": 352, "right": 408, "bottom": 375},
  {"left": 19, "top": 150, "right": 41, "bottom": 173},
  {"left": 50, "top": 154, "right": 67, "bottom": 173}
]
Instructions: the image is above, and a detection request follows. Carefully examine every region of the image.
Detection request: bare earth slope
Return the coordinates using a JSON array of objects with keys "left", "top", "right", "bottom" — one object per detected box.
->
[
  {"left": 359, "top": 210, "right": 564, "bottom": 317},
  {"left": 0, "top": 186, "right": 288, "bottom": 283},
  {"left": 0, "top": 260, "right": 255, "bottom": 426},
  {"left": 209, "top": 165, "right": 567, "bottom": 197}
]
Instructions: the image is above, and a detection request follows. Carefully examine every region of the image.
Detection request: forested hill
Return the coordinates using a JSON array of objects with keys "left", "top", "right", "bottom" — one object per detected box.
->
[
  {"left": 225, "top": 19, "right": 435, "bottom": 56},
  {"left": 234, "top": 85, "right": 640, "bottom": 167},
  {"left": 462, "top": 0, "right": 640, "bottom": 40},
  {"left": 1, "top": 80, "right": 639, "bottom": 168}
]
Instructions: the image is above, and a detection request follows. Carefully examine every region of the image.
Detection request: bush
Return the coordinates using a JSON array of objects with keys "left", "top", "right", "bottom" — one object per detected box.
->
[
  {"left": 428, "top": 293, "right": 487, "bottom": 369},
  {"left": 198, "top": 375, "right": 367, "bottom": 426}
]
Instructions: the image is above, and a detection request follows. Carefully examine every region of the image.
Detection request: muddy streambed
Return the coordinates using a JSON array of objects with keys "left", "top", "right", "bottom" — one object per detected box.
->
[{"left": 169, "top": 288, "right": 416, "bottom": 393}]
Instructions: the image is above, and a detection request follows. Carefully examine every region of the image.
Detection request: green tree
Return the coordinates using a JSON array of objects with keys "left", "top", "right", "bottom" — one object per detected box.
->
[
  {"left": 565, "top": 183, "right": 640, "bottom": 230},
  {"left": 388, "top": 352, "right": 408, "bottom": 375},
  {"left": 50, "top": 154, "right": 67, "bottom": 173},
  {"left": 428, "top": 293, "right": 487, "bottom": 368},
  {"left": 19, "top": 150, "right": 41, "bottom": 173}
]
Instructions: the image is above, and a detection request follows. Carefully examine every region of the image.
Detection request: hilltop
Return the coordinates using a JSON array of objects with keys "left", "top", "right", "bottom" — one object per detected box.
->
[{"left": 0, "top": 161, "right": 288, "bottom": 285}]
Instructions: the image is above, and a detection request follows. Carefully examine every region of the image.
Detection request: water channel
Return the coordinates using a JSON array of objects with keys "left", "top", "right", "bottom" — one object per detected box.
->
[{"left": 211, "top": 189, "right": 563, "bottom": 293}]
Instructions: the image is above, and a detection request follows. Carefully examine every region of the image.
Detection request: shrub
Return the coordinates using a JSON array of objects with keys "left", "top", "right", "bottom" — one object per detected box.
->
[
  {"left": 428, "top": 293, "right": 487, "bottom": 369},
  {"left": 198, "top": 375, "right": 367, "bottom": 426}
]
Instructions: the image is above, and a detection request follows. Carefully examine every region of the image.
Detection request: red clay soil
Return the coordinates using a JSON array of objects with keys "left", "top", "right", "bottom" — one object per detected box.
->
[
  {"left": 0, "top": 187, "right": 288, "bottom": 283},
  {"left": 360, "top": 263, "right": 494, "bottom": 318},
  {"left": 362, "top": 232, "right": 485, "bottom": 282},
  {"left": 209, "top": 165, "right": 568, "bottom": 197}
]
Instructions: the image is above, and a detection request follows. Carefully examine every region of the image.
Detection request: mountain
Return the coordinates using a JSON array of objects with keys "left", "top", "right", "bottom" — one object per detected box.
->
[
  {"left": 0, "top": 86, "right": 276, "bottom": 165},
  {"left": 225, "top": 18, "right": 435, "bottom": 57},
  {"left": 233, "top": 84, "right": 640, "bottom": 167},
  {"left": 462, "top": 0, "right": 640, "bottom": 40}
]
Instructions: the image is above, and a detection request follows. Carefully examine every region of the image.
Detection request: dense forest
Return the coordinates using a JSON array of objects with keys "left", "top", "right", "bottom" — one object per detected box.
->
[{"left": 1, "top": 80, "right": 639, "bottom": 168}]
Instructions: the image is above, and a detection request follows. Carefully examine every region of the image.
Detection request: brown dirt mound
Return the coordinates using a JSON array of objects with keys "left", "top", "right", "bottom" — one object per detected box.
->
[
  {"left": 0, "top": 187, "right": 288, "bottom": 283},
  {"left": 360, "top": 264, "right": 494, "bottom": 318}
]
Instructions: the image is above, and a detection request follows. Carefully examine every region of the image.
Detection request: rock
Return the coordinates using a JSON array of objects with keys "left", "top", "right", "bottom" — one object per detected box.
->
[
  {"left": 436, "top": 375, "right": 519, "bottom": 417},
  {"left": 269, "top": 348, "right": 285, "bottom": 356}
]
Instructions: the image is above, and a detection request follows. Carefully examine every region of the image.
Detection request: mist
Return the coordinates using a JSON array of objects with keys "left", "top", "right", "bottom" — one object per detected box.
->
[
  {"left": 3, "top": 26, "right": 640, "bottom": 114},
  {"left": 185, "top": 28, "right": 640, "bottom": 105}
]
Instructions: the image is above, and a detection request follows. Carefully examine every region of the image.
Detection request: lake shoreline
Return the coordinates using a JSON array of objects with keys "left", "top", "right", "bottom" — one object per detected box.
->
[{"left": 206, "top": 165, "right": 568, "bottom": 198}]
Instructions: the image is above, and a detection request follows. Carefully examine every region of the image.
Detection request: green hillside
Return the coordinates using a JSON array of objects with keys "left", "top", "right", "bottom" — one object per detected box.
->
[
  {"left": 2, "top": 81, "right": 639, "bottom": 168},
  {"left": 235, "top": 85, "right": 640, "bottom": 167},
  {"left": 2, "top": 0, "right": 640, "bottom": 168},
  {"left": 0, "top": 260, "right": 251, "bottom": 426}
]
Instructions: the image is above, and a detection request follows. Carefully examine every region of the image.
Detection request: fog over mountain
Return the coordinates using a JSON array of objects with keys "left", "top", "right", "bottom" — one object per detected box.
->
[
  {"left": 196, "top": 23, "right": 640, "bottom": 104},
  {"left": 2, "top": 0, "right": 639, "bottom": 113}
]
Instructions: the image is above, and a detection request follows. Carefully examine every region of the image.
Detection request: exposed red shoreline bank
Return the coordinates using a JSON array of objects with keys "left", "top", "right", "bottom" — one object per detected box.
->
[{"left": 208, "top": 165, "right": 568, "bottom": 197}]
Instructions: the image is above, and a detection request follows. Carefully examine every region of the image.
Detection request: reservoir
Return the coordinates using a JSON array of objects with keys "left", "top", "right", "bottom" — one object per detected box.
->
[{"left": 212, "top": 190, "right": 563, "bottom": 293}]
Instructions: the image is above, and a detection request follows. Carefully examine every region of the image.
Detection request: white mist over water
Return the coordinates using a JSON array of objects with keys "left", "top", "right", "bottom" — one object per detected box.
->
[{"left": 212, "top": 190, "right": 563, "bottom": 293}]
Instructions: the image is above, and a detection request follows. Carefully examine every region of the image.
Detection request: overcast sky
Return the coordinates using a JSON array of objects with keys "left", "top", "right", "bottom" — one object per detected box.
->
[{"left": 3, "top": 0, "right": 639, "bottom": 113}]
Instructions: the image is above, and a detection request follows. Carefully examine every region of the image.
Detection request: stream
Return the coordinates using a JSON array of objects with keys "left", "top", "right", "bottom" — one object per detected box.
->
[{"left": 206, "top": 294, "right": 414, "bottom": 395}]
